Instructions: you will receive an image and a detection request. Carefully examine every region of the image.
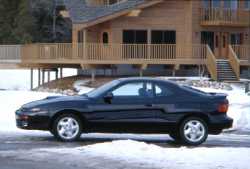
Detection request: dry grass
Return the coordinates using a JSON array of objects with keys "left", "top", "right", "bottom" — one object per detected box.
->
[{"left": 35, "top": 75, "right": 121, "bottom": 90}]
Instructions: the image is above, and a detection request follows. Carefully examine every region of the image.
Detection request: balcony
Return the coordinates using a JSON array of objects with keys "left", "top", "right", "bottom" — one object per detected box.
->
[
  {"left": 19, "top": 43, "right": 207, "bottom": 65},
  {"left": 200, "top": 8, "right": 250, "bottom": 27}
]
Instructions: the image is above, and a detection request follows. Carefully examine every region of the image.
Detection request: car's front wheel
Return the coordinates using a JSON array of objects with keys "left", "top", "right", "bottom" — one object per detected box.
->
[
  {"left": 179, "top": 117, "right": 208, "bottom": 146},
  {"left": 52, "top": 114, "right": 82, "bottom": 142}
]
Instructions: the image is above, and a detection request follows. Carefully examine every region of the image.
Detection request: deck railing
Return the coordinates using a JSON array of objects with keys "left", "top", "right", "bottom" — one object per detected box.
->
[
  {"left": 200, "top": 8, "right": 250, "bottom": 26},
  {"left": 231, "top": 45, "right": 250, "bottom": 61},
  {"left": 206, "top": 45, "right": 217, "bottom": 81},
  {"left": 228, "top": 45, "right": 240, "bottom": 80},
  {"left": 21, "top": 43, "right": 207, "bottom": 62},
  {"left": 0, "top": 45, "right": 21, "bottom": 62}
]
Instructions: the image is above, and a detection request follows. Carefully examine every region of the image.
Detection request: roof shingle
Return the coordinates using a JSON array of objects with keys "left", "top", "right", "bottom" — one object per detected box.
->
[{"left": 64, "top": 0, "right": 146, "bottom": 24}]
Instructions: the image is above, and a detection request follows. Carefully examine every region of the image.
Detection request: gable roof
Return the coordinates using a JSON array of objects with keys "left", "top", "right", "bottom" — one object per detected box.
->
[{"left": 64, "top": 0, "right": 162, "bottom": 27}]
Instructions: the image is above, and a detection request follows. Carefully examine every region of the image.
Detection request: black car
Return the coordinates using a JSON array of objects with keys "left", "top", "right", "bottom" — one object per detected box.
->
[{"left": 16, "top": 77, "right": 233, "bottom": 145}]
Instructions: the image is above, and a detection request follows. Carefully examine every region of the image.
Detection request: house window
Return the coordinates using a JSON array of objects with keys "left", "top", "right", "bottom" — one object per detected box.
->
[
  {"left": 245, "top": 0, "right": 250, "bottom": 10},
  {"left": 102, "top": 32, "right": 109, "bottom": 44},
  {"left": 211, "top": 0, "right": 221, "bottom": 8},
  {"left": 104, "top": 0, "right": 123, "bottom": 5},
  {"left": 231, "top": 33, "right": 243, "bottom": 45},
  {"left": 201, "top": 31, "right": 214, "bottom": 51},
  {"left": 224, "top": 0, "right": 238, "bottom": 9},
  {"left": 202, "top": 0, "right": 210, "bottom": 8},
  {"left": 78, "top": 30, "right": 84, "bottom": 43},
  {"left": 151, "top": 30, "right": 176, "bottom": 44},
  {"left": 123, "top": 30, "right": 147, "bottom": 44},
  {"left": 122, "top": 30, "right": 147, "bottom": 59}
]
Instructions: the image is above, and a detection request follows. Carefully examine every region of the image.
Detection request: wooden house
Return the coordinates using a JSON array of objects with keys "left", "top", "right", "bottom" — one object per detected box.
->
[{"left": 0, "top": 0, "right": 250, "bottom": 81}]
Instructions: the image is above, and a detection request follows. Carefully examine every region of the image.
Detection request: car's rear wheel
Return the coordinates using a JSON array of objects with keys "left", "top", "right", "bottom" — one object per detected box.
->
[
  {"left": 52, "top": 114, "right": 82, "bottom": 142},
  {"left": 179, "top": 117, "right": 208, "bottom": 146}
]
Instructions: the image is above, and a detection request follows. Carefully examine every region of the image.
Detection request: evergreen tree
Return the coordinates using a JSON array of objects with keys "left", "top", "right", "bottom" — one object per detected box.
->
[
  {"left": 31, "top": 0, "right": 72, "bottom": 43},
  {"left": 0, "top": 0, "right": 34, "bottom": 44}
]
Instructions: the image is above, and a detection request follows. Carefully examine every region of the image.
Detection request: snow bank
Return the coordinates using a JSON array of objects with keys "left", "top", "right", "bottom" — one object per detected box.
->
[
  {"left": 38, "top": 140, "right": 250, "bottom": 169},
  {"left": 0, "top": 91, "right": 57, "bottom": 131}
]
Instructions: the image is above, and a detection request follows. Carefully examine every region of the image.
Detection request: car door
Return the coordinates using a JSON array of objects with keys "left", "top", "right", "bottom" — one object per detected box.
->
[
  {"left": 87, "top": 81, "right": 157, "bottom": 133},
  {"left": 151, "top": 82, "right": 179, "bottom": 132}
]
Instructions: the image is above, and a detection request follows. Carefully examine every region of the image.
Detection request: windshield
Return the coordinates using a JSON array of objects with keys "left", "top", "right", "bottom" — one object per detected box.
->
[{"left": 85, "top": 80, "right": 120, "bottom": 98}]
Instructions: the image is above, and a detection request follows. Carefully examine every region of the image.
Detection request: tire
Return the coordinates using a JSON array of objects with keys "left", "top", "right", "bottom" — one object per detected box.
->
[
  {"left": 179, "top": 117, "right": 208, "bottom": 146},
  {"left": 52, "top": 114, "right": 82, "bottom": 142}
]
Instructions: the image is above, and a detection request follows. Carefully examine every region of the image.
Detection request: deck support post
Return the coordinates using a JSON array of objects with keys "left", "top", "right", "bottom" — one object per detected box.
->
[
  {"left": 38, "top": 68, "right": 41, "bottom": 87},
  {"left": 47, "top": 71, "right": 51, "bottom": 82},
  {"left": 55, "top": 69, "right": 59, "bottom": 80},
  {"left": 42, "top": 69, "right": 45, "bottom": 85},
  {"left": 139, "top": 69, "right": 143, "bottom": 77},
  {"left": 30, "top": 68, "right": 34, "bottom": 90},
  {"left": 172, "top": 69, "right": 176, "bottom": 77},
  {"left": 172, "top": 64, "right": 180, "bottom": 77},
  {"left": 60, "top": 68, "right": 63, "bottom": 79},
  {"left": 138, "top": 64, "right": 147, "bottom": 77},
  {"left": 91, "top": 69, "right": 95, "bottom": 82}
]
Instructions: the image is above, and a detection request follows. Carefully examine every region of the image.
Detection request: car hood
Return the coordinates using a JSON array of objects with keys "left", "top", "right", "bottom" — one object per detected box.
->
[{"left": 21, "top": 95, "right": 89, "bottom": 110}]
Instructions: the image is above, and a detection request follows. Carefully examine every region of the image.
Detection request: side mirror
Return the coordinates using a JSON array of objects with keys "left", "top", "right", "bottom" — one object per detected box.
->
[{"left": 103, "top": 92, "right": 113, "bottom": 103}]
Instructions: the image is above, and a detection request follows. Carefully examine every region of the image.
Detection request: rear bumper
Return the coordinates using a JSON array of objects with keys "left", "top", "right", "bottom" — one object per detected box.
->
[{"left": 208, "top": 115, "right": 233, "bottom": 133}]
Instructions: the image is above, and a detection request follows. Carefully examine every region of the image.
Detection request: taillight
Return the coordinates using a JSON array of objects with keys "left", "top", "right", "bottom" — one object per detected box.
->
[{"left": 218, "top": 99, "right": 229, "bottom": 113}]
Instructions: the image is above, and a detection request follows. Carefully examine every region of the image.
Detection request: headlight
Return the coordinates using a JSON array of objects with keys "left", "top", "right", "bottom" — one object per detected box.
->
[
  {"left": 29, "top": 108, "right": 48, "bottom": 115},
  {"left": 30, "top": 108, "right": 42, "bottom": 112}
]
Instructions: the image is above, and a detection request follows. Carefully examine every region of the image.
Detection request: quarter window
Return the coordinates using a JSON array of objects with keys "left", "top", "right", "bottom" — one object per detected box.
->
[{"left": 155, "top": 84, "right": 173, "bottom": 97}]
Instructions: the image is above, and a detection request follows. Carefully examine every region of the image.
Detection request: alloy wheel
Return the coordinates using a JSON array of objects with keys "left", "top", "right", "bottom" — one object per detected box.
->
[
  {"left": 57, "top": 117, "right": 80, "bottom": 140},
  {"left": 183, "top": 120, "right": 206, "bottom": 143}
]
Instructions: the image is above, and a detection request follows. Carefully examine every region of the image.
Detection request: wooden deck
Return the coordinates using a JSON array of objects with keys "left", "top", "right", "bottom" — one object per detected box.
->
[
  {"left": 20, "top": 43, "right": 207, "bottom": 65},
  {"left": 0, "top": 45, "right": 22, "bottom": 69},
  {"left": 200, "top": 8, "right": 250, "bottom": 27},
  {"left": 0, "top": 43, "right": 249, "bottom": 80}
]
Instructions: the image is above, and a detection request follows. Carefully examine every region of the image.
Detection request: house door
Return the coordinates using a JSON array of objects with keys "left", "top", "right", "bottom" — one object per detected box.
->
[{"left": 214, "top": 32, "right": 229, "bottom": 59}]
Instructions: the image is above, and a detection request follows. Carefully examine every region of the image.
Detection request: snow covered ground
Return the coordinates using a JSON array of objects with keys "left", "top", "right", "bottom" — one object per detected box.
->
[
  {"left": 0, "top": 76, "right": 250, "bottom": 169},
  {"left": 0, "top": 91, "right": 59, "bottom": 132},
  {"left": 2, "top": 139, "right": 249, "bottom": 169}
]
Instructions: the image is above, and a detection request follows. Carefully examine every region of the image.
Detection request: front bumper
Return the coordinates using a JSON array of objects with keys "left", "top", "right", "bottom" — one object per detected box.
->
[{"left": 15, "top": 110, "right": 50, "bottom": 130}]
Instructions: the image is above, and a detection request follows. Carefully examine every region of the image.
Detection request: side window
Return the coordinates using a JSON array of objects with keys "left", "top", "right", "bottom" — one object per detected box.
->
[
  {"left": 112, "top": 82, "right": 153, "bottom": 97},
  {"left": 155, "top": 84, "right": 173, "bottom": 97}
]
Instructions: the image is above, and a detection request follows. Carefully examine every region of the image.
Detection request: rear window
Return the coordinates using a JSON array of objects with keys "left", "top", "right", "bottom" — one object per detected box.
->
[{"left": 181, "top": 85, "right": 209, "bottom": 96}]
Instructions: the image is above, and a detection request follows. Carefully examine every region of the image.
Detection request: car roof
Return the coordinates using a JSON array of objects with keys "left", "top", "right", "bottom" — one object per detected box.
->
[{"left": 117, "top": 77, "right": 179, "bottom": 86}]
